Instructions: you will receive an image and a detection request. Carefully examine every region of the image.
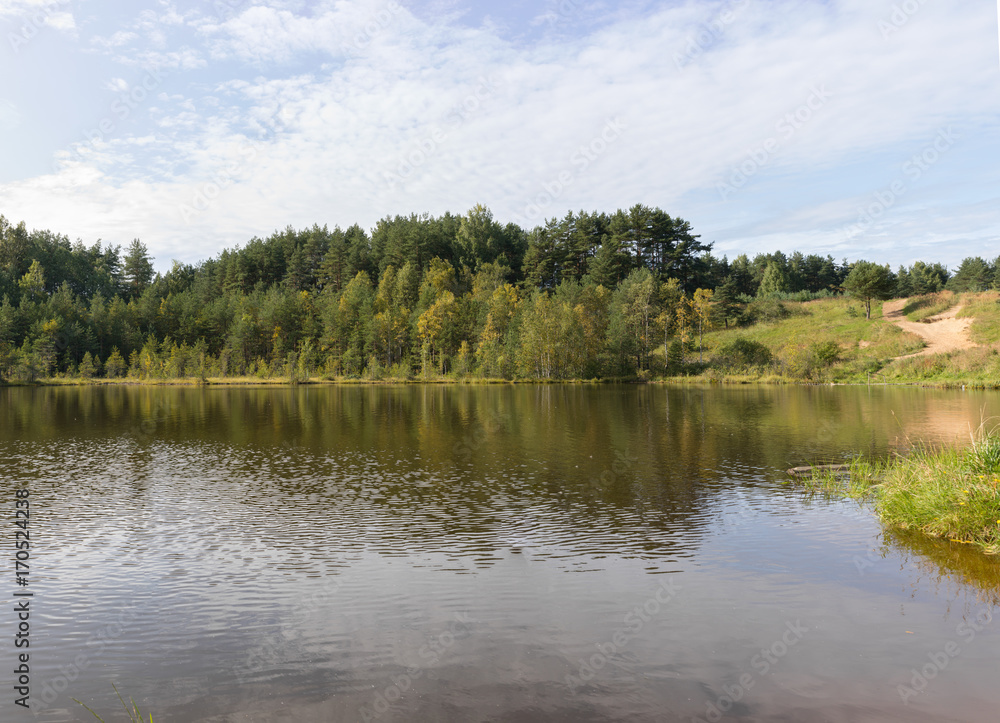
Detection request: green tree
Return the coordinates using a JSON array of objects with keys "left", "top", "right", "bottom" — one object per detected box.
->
[
  {"left": 712, "top": 276, "right": 740, "bottom": 329},
  {"left": 123, "top": 239, "right": 155, "bottom": 300},
  {"left": 517, "top": 291, "right": 561, "bottom": 378},
  {"left": 475, "top": 283, "right": 519, "bottom": 378},
  {"left": 844, "top": 261, "right": 895, "bottom": 319},
  {"left": 572, "top": 283, "right": 610, "bottom": 378},
  {"left": 909, "top": 261, "right": 948, "bottom": 294},
  {"left": 655, "top": 278, "right": 685, "bottom": 369},
  {"left": 18, "top": 260, "right": 46, "bottom": 304},
  {"left": 728, "top": 254, "right": 756, "bottom": 297},
  {"left": 588, "top": 235, "right": 631, "bottom": 289},
  {"left": 332, "top": 271, "right": 373, "bottom": 374},
  {"left": 371, "top": 266, "right": 410, "bottom": 367},
  {"left": 318, "top": 229, "right": 349, "bottom": 292},
  {"left": 947, "top": 257, "right": 992, "bottom": 292},
  {"left": 417, "top": 290, "right": 457, "bottom": 375},
  {"left": 455, "top": 204, "right": 505, "bottom": 271},
  {"left": 79, "top": 351, "right": 98, "bottom": 378},
  {"left": 689, "top": 288, "right": 714, "bottom": 363},
  {"left": 104, "top": 347, "right": 127, "bottom": 378},
  {"left": 757, "top": 262, "right": 789, "bottom": 298},
  {"left": 608, "top": 268, "right": 658, "bottom": 373}
]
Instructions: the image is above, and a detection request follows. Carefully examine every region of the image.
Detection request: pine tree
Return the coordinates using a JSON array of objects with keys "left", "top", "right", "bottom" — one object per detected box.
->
[
  {"left": 104, "top": 347, "right": 126, "bottom": 378},
  {"left": 757, "top": 262, "right": 789, "bottom": 298},
  {"left": 588, "top": 236, "right": 630, "bottom": 288},
  {"left": 123, "top": 239, "right": 154, "bottom": 300},
  {"left": 79, "top": 351, "right": 98, "bottom": 378},
  {"left": 18, "top": 260, "right": 46, "bottom": 303}
]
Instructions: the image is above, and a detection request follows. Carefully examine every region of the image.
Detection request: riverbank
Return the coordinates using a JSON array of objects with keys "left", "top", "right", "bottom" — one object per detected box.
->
[
  {"left": 5, "top": 373, "right": 1000, "bottom": 389},
  {"left": 9, "top": 376, "right": 1000, "bottom": 389},
  {"left": 691, "top": 292, "right": 1000, "bottom": 384},
  {"left": 800, "top": 429, "right": 1000, "bottom": 555},
  {"left": 6, "top": 292, "right": 1000, "bottom": 388}
]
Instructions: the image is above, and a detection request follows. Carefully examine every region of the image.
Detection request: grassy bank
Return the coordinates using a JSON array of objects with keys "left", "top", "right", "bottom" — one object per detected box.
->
[
  {"left": 801, "top": 429, "right": 1000, "bottom": 555},
  {"left": 657, "top": 295, "right": 923, "bottom": 384},
  {"left": 901, "top": 290, "right": 956, "bottom": 321},
  {"left": 672, "top": 291, "right": 1000, "bottom": 386}
]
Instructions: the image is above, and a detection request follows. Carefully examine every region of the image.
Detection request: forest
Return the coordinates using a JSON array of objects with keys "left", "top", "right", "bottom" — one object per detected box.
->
[{"left": 0, "top": 205, "right": 992, "bottom": 382}]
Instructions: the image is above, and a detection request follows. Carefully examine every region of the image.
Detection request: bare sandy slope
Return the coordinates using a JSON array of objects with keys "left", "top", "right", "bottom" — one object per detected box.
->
[{"left": 882, "top": 298, "right": 976, "bottom": 358}]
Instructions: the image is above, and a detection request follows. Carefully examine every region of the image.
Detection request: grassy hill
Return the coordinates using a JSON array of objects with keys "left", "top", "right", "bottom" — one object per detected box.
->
[{"left": 664, "top": 292, "right": 1000, "bottom": 386}]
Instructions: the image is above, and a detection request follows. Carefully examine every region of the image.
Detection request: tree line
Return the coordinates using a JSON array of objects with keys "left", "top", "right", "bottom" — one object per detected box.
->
[{"left": 0, "top": 206, "right": 984, "bottom": 381}]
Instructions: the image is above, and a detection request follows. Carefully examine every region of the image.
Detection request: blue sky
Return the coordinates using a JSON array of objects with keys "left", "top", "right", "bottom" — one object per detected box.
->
[{"left": 1, "top": 0, "right": 998, "bottom": 273}]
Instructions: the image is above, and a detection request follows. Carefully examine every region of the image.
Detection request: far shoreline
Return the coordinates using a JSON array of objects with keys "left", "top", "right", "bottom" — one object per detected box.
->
[{"left": 5, "top": 376, "right": 1000, "bottom": 390}]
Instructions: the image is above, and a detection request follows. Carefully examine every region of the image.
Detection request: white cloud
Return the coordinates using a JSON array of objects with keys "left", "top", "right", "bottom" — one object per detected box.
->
[
  {"left": 198, "top": 0, "right": 412, "bottom": 64},
  {"left": 43, "top": 9, "right": 74, "bottom": 30},
  {"left": 114, "top": 47, "right": 206, "bottom": 70},
  {"left": 0, "top": 0, "right": 69, "bottom": 18},
  {"left": 104, "top": 77, "right": 130, "bottom": 92},
  {"left": 0, "top": 0, "right": 76, "bottom": 37},
  {"left": 90, "top": 30, "right": 138, "bottom": 50},
  {"left": 1, "top": 0, "right": 998, "bottom": 272}
]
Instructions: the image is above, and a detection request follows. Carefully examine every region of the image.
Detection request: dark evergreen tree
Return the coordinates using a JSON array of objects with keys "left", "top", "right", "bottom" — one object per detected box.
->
[{"left": 122, "top": 239, "right": 155, "bottom": 300}]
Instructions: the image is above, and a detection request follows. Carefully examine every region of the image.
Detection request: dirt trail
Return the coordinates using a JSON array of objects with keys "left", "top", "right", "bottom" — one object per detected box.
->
[{"left": 882, "top": 298, "right": 976, "bottom": 358}]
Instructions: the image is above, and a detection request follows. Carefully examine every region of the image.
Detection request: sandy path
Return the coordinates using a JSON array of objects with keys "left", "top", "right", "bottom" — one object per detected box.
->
[{"left": 882, "top": 298, "right": 976, "bottom": 357}]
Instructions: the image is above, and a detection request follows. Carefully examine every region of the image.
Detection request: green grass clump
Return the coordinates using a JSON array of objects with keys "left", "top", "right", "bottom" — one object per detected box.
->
[
  {"left": 74, "top": 684, "right": 152, "bottom": 723},
  {"left": 876, "top": 447, "right": 999, "bottom": 554},
  {"left": 798, "top": 428, "right": 1000, "bottom": 555},
  {"left": 957, "top": 291, "right": 1000, "bottom": 344},
  {"left": 902, "top": 291, "right": 957, "bottom": 322}
]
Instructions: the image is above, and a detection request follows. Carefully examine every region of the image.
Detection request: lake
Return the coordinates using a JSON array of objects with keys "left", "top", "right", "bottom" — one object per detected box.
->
[{"left": 1, "top": 383, "right": 998, "bottom": 722}]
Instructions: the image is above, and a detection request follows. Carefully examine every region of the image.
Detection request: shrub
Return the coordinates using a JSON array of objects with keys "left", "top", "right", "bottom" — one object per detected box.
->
[
  {"left": 364, "top": 355, "right": 384, "bottom": 380},
  {"left": 741, "top": 298, "right": 789, "bottom": 325},
  {"left": 715, "top": 338, "right": 773, "bottom": 368},
  {"left": 104, "top": 348, "right": 126, "bottom": 378},
  {"left": 811, "top": 341, "right": 840, "bottom": 366}
]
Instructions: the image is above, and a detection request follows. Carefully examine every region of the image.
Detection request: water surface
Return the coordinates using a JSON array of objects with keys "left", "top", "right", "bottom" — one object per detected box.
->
[{"left": 1, "top": 384, "right": 997, "bottom": 722}]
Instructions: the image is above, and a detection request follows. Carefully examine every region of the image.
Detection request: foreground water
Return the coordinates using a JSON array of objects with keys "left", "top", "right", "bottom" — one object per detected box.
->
[{"left": 1, "top": 384, "right": 998, "bottom": 722}]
